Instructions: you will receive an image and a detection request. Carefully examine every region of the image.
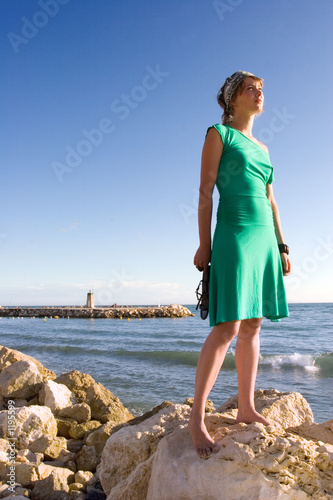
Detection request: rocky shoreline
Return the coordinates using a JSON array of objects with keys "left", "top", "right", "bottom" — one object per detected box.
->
[
  {"left": 0, "top": 344, "right": 332, "bottom": 499},
  {"left": 0, "top": 305, "right": 195, "bottom": 320}
]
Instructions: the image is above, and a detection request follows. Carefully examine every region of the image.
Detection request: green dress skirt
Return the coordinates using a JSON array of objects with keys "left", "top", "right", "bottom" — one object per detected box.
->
[{"left": 208, "top": 124, "right": 289, "bottom": 326}]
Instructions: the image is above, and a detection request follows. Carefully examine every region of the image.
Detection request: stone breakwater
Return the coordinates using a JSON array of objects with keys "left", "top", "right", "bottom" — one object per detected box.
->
[
  {"left": 0, "top": 304, "right": 195, "bottom": 319},
  {"left": 0, "top": 345, "right": 332, "bottom": 500}
]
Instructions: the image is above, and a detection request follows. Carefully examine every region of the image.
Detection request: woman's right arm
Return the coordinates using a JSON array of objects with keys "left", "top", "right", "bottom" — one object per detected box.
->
[{"left": 193, "top": 127, "right": 223, "bottom": 271}]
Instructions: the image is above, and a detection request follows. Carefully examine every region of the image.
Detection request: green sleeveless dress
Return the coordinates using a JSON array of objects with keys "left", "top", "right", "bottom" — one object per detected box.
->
[{"left": 208, "top": 124, "right": 289, "bottom": 326}]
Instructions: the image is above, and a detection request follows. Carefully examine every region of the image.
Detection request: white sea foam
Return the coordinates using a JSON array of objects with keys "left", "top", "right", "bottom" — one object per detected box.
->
[{"left": 260, "top": 353, "right": 319, "bottom": 373}]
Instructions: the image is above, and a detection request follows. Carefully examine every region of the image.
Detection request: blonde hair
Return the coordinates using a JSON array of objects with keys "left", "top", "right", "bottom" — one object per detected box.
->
[{"left": 217, "top": 76, "right": 264, "bottom": 125}]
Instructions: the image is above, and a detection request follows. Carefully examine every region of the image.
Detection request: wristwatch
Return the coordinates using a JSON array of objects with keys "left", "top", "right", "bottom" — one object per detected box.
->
[{"left": 278, "top": 243, "right": 289, "bottom": 255}]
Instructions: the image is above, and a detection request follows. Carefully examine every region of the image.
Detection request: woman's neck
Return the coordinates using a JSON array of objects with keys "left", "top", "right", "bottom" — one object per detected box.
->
[{"left": 229, "top": 113, "right": 255, "bottom": 137}]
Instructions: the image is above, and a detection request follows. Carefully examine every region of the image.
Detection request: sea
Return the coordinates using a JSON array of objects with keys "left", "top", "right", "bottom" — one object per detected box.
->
[{"left": 0, "top": 303, "right": 332, "bottom": 423}]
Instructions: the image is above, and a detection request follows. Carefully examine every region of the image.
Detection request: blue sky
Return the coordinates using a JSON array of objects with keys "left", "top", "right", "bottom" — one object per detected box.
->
[{"left": 1, "top": 0, "right": 332, "bottom": 306}]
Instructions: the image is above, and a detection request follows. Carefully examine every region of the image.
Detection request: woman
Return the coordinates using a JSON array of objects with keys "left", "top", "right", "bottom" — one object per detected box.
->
[{"left": 189, "top": 71, "right": 291, "bottom": 458}]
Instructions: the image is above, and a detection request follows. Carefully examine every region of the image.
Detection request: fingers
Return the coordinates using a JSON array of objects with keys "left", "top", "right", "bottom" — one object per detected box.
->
[
  {"left": 282, "top": 255, "right": 291, "bottom": 276},
  {"left": 193, "top": 250, "right": 210, "bottom": 272}
]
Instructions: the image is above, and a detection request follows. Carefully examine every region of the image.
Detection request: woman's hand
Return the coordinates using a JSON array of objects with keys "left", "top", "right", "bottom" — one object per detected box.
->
[
  {"left": 194, "top": 245, "right": 211, "bottom": 272},
  {"left": 280, "top": 253, "right": 291, "bottom": 276}
]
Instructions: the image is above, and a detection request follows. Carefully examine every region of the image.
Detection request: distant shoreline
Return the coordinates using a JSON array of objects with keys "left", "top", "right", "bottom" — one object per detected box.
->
[{"left": 0, "top": 305, "right": 195, "bottom": 319}]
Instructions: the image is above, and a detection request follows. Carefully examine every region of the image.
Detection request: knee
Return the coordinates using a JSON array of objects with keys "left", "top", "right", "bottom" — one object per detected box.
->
[
  {"left": 212, "top": 320, "right": 240, "bottom": 343},
  {"left": 237, "top": 318, "right": 262, "bottom": 340}
]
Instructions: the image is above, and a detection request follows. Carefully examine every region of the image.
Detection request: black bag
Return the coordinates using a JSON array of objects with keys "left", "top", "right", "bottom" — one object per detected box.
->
[{"left": 195, "top": 264, "right": 210, "bottom": 320}]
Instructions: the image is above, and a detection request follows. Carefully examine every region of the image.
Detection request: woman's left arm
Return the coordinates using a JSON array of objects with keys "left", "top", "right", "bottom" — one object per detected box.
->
[{"left": 266, "top": 183, "right": 291, "bottom": 276}]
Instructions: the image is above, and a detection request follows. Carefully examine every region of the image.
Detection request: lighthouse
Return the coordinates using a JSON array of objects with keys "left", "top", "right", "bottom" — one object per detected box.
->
[{"left": 86, "top": 290, "right": 94, "bottom": 308}]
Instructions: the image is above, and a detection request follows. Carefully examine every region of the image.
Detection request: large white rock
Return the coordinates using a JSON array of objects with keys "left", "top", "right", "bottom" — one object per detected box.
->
[
  {"left": 147, "top": 419, "right": 308, "bottom": 500},
  {"left": 99, "top": 391, "right": 333, "bottom": 500},
  {"left": 217, "top": 389, "right": 314, "bottom": 428},
  {"left": 2, "top": 405, "right": 57, "bottom": 449},
  {"left": 0, "top": 360, "right": 43, "bottom": 398},
  {"left": 0, "top": 344, "right": 56, "bottom": 381},
  {"left": 30, "top": 466, "right": 74, "bottom": 500},
  {"left": 39, "top": 379, "right": 76, "bottom": 413},
  {"left": 99, "top": 403, "right": 191, "bottom": 496},
  {"left": 11, "top": 462, "right": 74, "bottom": 489}
]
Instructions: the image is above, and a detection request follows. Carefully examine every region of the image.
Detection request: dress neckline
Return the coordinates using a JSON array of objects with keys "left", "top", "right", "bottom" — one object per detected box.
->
[{"left": 226, "top": 125, "right": 269, "bottom": 155}]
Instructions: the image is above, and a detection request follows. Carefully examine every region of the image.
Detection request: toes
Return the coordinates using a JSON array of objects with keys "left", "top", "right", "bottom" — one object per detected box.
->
[
  {"left": 197, "top": 444, "right": 219, "bottom": 458},
  {"left": 198, "top": 447, "right": 212, "bottom": 459}
]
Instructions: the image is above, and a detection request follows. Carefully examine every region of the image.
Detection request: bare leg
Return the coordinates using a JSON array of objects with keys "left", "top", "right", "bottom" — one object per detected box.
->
[
  {"left": 235, "top": 318, "right": 271, "bottom": 425},
  {"left": 189, "top": 320, "right": 240, "bottom": 457}
]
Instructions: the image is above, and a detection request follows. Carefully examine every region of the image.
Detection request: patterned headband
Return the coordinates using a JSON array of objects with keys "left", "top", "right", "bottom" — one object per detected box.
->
[{"left": 223, "top": 71, "right": 261, "bottom": 110}]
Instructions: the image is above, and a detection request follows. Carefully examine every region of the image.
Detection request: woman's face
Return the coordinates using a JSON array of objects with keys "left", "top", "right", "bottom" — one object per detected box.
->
[{"left": 232, "top": 77, "right": 264, "bottom": 114}]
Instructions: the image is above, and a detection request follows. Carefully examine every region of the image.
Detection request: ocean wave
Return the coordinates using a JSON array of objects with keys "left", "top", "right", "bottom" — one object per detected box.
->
[
  {"left": 113, "top": 350, "right": 237, "bottom": 369},
  {"left": 16, "top": 343, "right": 333, "bottom": 376},
  {"left": 314, "top": 352, "right": 333, "bottom": 375},
  {"left": 31, "top": 344, "right": 108, "bottom": 356},
  {"left": 259, "top": 353, "right": 319, "bottom": 373}
]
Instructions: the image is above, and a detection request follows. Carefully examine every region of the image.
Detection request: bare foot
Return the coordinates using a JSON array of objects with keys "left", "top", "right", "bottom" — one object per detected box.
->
[
  {"left": 236, "top": 409, "right": 272, "bottom": 426},
  {"left": 188, "top": 415, "right": 220, "bottom": 458}
]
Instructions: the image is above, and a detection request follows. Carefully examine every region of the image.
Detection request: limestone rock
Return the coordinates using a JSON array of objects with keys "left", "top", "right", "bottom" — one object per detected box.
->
[
  {"left": 287, "top": 419, "right": 333, "bottom": 445},
  {"left": 216, "top": 389, "right": 314, "bottom": 428},
  {"left": 55, "top": 370, "right": 96, "bottom": 403},
  {"left": 2, "top": 405, "right": 57, "bottom": 449},
  {"left": 85, "top": 383, "right": 133, "bottom": 424},
  {"left": 76, "top": 445, "right": 99, "bottom": 472},
  {"left": 69, "top": 420, "right": 102, "bottom": 440},
  {"left": 147, "top": 415, "right": 333, "bottom": 500},
  {"left": 69, "top": 482, "right": 85, "bottom": 491},
  {"left": 58, "top": 448, "right": 76, "bottom": 463},
  {"left": 67, "top": 439, "right": 84, "bottom": 454},
  {"left": 0, "top": 344, "right": 56, "bottom": 381},
  {"left": 9, "top": 398, "right": 28, "bottom": 407},
  {"left": 0, "top": 483, "right": 30, "bottom": 498},
  {"left": 85, "top": 421, "right": 118, "bottom": 455},
  {"left": 11, "top": 462, "right": 39, "bottom": 487},
  {"left": 99, "top": 392, "right": 333, "bottom": 500},
  {"left": 184, "top": 397, "right": 215, "bottom": 413},
  {"left": 107, "top": 455, "right": 154, "bottom": 500},
  {"left": 58, "top": 403, "right": 91, "bottom": 423},
  {"left": 30, "top": 471, "right": 72, "bottom": 500},
  {"left": 147, "top": 421, "right": 273, "bottom": 500},
  {"left": 0, "top": 437, "right": 9, "bottom": 462},
  {"left": 39, "top": 379, "right": 76, "bottom": 413},
  {"left": 0, "top": 360, "right": 43, "bottom": 398},
  {"left": 29, "top": 435, "right": 67, "bottom": 459},
  {"left": 69, "top": 483, "right": 84, "bottom": 491},
  {"left": 75, "top": 470, "right": 95, "bottom": 486},
  {"left": 98, "top": 403, "right": 191, "bottom": 495},
  {"left": 56, "top": 416, "right": 75, "bottom": 439},
  {"left": 16, "top": 448, "right": 42, "bottom": 463},
  {"left": 114, "top": 401, "right": 173, "bottom": 428},
  {"left": 13, "top": 462, "right": 75, "bottom": 488}
]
